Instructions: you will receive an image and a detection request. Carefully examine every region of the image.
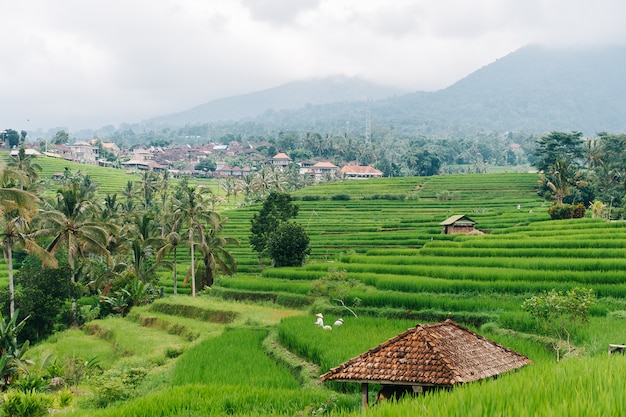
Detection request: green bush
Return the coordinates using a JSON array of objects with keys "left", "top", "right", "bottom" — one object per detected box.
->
[
  {"left": 89, "top": 367, "right": 147, "bottom": 408},
  {"left": 548, "top": 203, "right": 586, "bottom": 219},
  {"left": 331, "top": 194, "right": 351, "bottom": 200},
  {"left": 1, "top": 390, "right": 53, "bottom": 417}
]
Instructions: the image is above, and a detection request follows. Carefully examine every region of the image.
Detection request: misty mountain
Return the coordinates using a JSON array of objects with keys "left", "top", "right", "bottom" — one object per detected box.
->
[
  {"left": 144, "top": 45, "right": 626, "bottom": 136},
  {"left": 146, "top": 76, "right": 404, "bottom": 126},
  {"left": 391, "top": 44, "right": 626, "bottom": 134}
]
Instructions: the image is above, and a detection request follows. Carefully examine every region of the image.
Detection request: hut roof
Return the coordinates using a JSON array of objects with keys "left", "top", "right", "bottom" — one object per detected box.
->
[
  {"left": 440, "top": 214, "right": 476, "bottom": 226},
  {"left": 320, "top": 320, "right": 531, "bottom": 387}
]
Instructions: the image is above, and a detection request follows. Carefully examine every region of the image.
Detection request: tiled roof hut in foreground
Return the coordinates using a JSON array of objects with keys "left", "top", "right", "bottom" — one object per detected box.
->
[{"left": 320, "top": 320, "right": 532, "bottom": 408}]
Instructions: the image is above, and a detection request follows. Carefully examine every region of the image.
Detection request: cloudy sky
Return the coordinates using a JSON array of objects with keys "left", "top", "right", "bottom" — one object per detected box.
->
[{"left": 1, "top": 0, "right": 624, "bottom": 131}]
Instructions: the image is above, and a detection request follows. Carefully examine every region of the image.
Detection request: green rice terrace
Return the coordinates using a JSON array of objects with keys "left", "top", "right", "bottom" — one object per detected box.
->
[{"left": 3, "top": 159, "right": 626, "bottom": 416}]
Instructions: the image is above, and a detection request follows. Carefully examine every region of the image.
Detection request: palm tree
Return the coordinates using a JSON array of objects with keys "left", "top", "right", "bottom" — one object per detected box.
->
[
  {"left": 139, "top": 171, "right": 158, "bottom": 211},
  {"left": 121, "top": 212, "right": 165, "bottom": 282},
  {"left": 120, "top": 180, "right": 140, "bottom": 215},
  {"left": 156, "top": 219, "right": 182, "bottom": 295},
  {"left": 253, "top": 167, "right": 273, "bottom": 197},
  {"left": 545, "top": 158, "right": 581, "bottom": 205},
  {"left": 171, "top": 185, "right": 218, "bottom": 297},
  {"left": 101, "top": 193, "right": 122, "bottom": 222},
  {"left": 195, "top": 214, "right": 238, "bottom": 288},
  {"left": 158, "top": 170, "right": 171, "bottom": 238},
  {"left": 7, "top": 146, "right": 42, "bottom": 190},
  {"left": 33, "top": 183, "right": 111, "bottom": 320},
  {"left": 0, "top": 188, "right": 57, "bottom": 318}
]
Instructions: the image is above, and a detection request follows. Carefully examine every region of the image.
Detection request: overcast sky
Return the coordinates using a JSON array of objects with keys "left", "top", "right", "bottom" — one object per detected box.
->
[{"left": 1, "top": 0, "right": 625, "bottom": 132}]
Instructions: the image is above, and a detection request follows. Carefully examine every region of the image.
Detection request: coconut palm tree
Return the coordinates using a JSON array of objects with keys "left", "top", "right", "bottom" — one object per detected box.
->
[
  {"left": 0, "top": 188, "right": 57, "bottom": 318},
  {"left": 7, "top": 146, "right": 42, "bottom": 190},
  {"left": 33, "top": 183, "right": 111, "bottom": 321},
  {"left": 195, "top": 214, "right": 238, "bottom": 288},
  {"left": 156, "top": 219, "right": 182, "bottom": 295},
  {"left": 171, "top": 185, "right": 219, "bottom": 297},
  {"left": 121, "top": 212, "right": 165, "bottom": 283}
]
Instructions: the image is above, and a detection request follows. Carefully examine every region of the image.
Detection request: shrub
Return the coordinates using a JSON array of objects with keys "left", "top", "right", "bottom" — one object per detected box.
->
[
  {"left": 1, "top": 390, "right": 53, "bottom": 417},
  {"left": 330, "top": 194, "right": 351, "bottom": 200},
  {"left": 300, "top": 195, "right": 323, "bottom": 201},
  {"left": 89, "top": 367, "right": 147, "bottom": 408},
  {"left": 548, "top": 203, "right": 586, "bottom": 219}
]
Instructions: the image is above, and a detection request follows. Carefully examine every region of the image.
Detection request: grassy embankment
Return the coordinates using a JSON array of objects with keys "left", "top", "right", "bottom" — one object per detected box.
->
[{"left": 4, "top": 156, "right": 626, "bottom": 415}]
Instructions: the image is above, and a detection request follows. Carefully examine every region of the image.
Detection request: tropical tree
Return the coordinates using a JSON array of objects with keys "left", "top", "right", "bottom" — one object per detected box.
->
[
  {"left": 250, "top": 192, "right": 299, "bottom": 256},
  {"left": 101, "top": 193, "right": 122, "bottom": 222},
  {"left": 0, "top": 189, "right": 57, "bottom": 319},
  {"left": 171, "top": 185, "right": 216, "bottom": 297},
  {"left": 0, "top": 311, "right": 30, "bottom": 390},
  {"left": 544, "top": 158, "right": 586, "bottom": 205},
  {"left": 120, "top": 180, "right": 140, "bottom": 215},
  {"left": 156, "top": 220, "right": 182, "bottom": 295},
  {"left": 532, "top": 131, "right": 584, "bottom": 174},
  {"left": 266, "top": 222, "right": 310, "bottom": 267},
  {"left": 588, "top": 200, "right": 607, "bottom": 219},
  {"left": 7, "top": 146, "right": 42, "bottom": 190},
  {"left": 139, "top": 171, "right": 158, "bottom": 211},
  {"left": 33, "top": 181, "right": 112, "bottom": 320},
  {"left": 194, "top": 215, "right": 238, "bottom": 288},
  {"left": 158, "top": 170, "right": 171, "bottom": 238},
  {"left": 121, "top": 212, "right": 165, "bottom": 283}
]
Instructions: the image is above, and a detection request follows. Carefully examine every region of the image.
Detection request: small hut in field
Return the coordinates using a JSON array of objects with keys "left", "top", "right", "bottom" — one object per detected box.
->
[
  {"left": 440, "top": 214, "right": 481, "bottom": 235},
  {"left": 320, "top": 320, "right": 532, "bottom": 408}
]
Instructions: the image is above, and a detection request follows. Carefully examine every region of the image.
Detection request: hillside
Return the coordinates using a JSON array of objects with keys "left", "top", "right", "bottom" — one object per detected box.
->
[
  {"left": 137, "top": 45, "right": 626, "bottom": 137},
  {"left": 17, "top": 172, "right": 626, "bottom": 416},
  {"left": 145, "top": 76, "right": 404, "bottom": 126}
]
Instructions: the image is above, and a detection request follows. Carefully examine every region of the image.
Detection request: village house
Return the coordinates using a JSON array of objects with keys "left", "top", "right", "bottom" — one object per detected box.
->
[
  {"left": 49, "top": 142, "right": 99, "bottom": 165},
  {"left": 310, "top": 161, "right": 339, "bottom": 181},
  {"left": 100, "top": 141, "right": 121, "bottom": 156},
  {"left": 339, "top": 165, "right": 383, "bottom": 179},
  {"left": 298, "top": 160, "right": 315, "bottom": 175},
  {"left": 271, "top": 152, "right": 292, "bottom": 170},
  {"left": 121, "top": 148, "right": 165, "bottom": 171},
  {"left": 214, "top": 165, "right": 252, "bottom": 177}
]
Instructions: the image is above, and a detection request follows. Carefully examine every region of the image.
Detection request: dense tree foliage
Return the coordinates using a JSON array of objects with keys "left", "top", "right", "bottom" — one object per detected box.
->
[
  {"left": 531, "top": 131, "right": 626, "bottom": 218},
  {"left": 10, "top": 260, "right": 76, "bottom": 342},
  {"left": 249, "top": 192, "right": 299, "bottom": 255},
  {"left": 266, "top": 222, "right": 310, "bottom": 267}
]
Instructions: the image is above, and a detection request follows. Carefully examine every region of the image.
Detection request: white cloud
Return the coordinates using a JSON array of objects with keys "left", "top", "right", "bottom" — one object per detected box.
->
[{"left": 0, "top": 0, "right": 625, "bottom": 131}]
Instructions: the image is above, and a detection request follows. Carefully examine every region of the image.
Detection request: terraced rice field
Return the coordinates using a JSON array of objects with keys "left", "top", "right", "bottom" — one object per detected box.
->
[{"left": 216, "top": 173, "right": 626, "bottom": 342}]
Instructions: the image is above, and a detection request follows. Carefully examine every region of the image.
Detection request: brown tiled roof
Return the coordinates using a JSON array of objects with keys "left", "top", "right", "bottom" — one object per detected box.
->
[
  {"left": 320, "top": 320, "right": 531, "bottom": 386},
  {"left": 339, "top": 165, "right": 383, "bottom": 175}
]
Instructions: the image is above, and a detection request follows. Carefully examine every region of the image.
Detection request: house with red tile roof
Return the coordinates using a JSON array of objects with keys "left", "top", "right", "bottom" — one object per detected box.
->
[{"left": 339, "top": 165, "right": 383, "bottom": 179}]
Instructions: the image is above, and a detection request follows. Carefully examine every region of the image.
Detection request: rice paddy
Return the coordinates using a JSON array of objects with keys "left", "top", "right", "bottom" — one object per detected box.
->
[{"left": 8, "top": 169, "right": 626, "bottom": 416}]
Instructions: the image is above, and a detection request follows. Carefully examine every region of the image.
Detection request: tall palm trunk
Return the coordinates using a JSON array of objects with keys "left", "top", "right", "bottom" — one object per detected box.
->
[
  {"left": 7, "top": 245, "right": 14, "bottom": 319},
  {"left": 173, "top": 246, "right": 178, "bottom": 296},
  {"left": 189, "top": 228, "right": 196, "bottom": 297}
]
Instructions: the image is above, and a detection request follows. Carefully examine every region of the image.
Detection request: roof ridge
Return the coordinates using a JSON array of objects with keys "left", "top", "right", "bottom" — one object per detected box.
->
[{"left": 416, "top": 322, "right": 464, "bottom": 384}]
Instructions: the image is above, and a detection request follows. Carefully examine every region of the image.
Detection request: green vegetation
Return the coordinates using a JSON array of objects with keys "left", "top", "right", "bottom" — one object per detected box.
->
[{"left": 2, "top": 146, "right": 626, "bottom": 415}]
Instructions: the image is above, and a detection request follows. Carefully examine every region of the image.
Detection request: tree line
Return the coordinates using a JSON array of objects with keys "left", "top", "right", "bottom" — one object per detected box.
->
[
  {"left": 532, "top": 131, "right": 626, "bottom": 219},
  {"left": 0, "top": 150, "right": 244, "bottom": 346}
]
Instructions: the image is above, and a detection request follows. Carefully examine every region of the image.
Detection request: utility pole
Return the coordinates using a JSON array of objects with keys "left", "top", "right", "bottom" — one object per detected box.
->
[{"left": 364, "top": 97, "right": 371, "bottom": 143}]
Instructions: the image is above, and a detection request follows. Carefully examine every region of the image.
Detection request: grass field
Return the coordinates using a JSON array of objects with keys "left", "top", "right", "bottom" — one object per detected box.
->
[{"left": 3, "top": 163, "right": 626, "bottom": 416}]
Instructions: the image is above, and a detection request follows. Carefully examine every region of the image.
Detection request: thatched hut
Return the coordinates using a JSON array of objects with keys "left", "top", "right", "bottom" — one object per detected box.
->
[
  {"left": 320, "top": 320, "right": 532, "bottom": 408},
  {"left": 440, "top": 214, "right": 481, "bottom": 235}
]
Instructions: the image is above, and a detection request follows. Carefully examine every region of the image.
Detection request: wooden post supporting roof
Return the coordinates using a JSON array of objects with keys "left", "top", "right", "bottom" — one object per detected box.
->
[{"left": 361, "top": 383, "right": 368, "bottom": 409}]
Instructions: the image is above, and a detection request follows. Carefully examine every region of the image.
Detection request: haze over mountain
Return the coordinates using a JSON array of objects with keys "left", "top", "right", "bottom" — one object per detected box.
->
[
  {"left": 145, "top": 45, "right": 626, "bottom": 137},
  {"left": 147, "top": 76, "right": 404, "bottom": 126}
]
